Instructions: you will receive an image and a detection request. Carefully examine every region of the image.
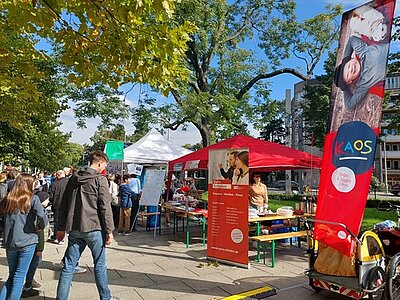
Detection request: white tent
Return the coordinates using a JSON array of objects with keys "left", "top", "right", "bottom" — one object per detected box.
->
[{"left": 123, "top": 129, "right": 192, "bottom": 164}]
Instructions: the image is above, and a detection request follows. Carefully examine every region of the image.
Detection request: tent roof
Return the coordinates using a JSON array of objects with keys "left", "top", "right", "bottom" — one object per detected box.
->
[
  {"left": 168, "top": 135, "right": 321, "bottom": 171},
  {"left": 124, "top": 129, "right": 192, "bottom": 164}
]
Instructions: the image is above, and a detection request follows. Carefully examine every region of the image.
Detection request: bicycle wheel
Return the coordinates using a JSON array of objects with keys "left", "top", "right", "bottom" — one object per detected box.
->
[
  {"left": 386, "top": 253, "right": 400, "bottom": 300},
  {"left": 367, "top": 266, "right": 385, "bottom": 299}
]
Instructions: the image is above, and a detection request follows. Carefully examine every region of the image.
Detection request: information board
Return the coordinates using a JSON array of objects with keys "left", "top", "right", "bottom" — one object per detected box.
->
[
  {"left": 140, "top": 170, "right": 166, "bottom": 206},
  {"left": 207, "top": 148, "right": 249, "bottom": 268}
]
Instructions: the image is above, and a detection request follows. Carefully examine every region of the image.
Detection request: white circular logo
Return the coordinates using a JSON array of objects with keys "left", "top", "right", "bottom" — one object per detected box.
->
[
  {"left": 337, "top": 230, "right": 347, "bottom": 240},
  {"left": 331, "top": 167, "right": 356, "bottom": 193},
  {"left": 231, "top": 229, "right": 244, "bottom": 244}
]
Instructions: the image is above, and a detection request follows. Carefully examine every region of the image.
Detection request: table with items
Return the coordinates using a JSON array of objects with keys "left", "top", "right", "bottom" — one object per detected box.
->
[
  {"left": 163, "top": 195, "right": 208, "bottom": 248},
  {"left": 248, "top": 208, "right": 314, "bottom": 266}
]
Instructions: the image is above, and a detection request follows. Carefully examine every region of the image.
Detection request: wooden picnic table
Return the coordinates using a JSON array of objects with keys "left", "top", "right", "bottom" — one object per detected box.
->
[{"left": 248, "top": 213, "right": 314, "bottom": 265}]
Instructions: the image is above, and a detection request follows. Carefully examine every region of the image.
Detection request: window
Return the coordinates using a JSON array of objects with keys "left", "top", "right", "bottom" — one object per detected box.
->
[
  {"left": 386, "top": 144, "right": 391, "bottom": 151},
  {"left": 366, "top": 236, "right": 383, "bottom": 256},
  {"left": 387, "top": 160, "right": 392, "bottom": 169},
  {"left": 394, "top": 161, "right": 399, "bottom": 170},
  {"left": 393, "top": 144, "right": 399, "bottom": 151}
]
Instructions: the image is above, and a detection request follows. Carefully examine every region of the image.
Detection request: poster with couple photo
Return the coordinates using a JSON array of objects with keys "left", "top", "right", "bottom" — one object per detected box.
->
[
  {"left": 207, "top": 148, "right": 250, "bottom": 267},
  {"left": 208, "top": 149, "right": 249, "bottom": 185}
]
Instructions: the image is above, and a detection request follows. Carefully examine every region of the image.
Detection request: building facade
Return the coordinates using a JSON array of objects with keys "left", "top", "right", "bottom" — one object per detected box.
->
[
  {"left": 290, "top": 79, "right": 322, "bottom": 190},
  {"left": 375, "top": 73, "right": 400, "bottom": 188},
  {"left": 291, "top": 73, "right": 400, "bottom": 190}
]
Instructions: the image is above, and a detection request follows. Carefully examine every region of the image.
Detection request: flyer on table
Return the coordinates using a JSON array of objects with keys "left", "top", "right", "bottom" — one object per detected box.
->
[{"left": 207, "top": 149, "right": 249, "bottom": 267}]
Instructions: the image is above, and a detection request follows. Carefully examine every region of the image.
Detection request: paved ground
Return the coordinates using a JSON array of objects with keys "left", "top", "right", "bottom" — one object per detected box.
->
[{"left": 0, "top": 224, "right": 351, "bottom": 300}]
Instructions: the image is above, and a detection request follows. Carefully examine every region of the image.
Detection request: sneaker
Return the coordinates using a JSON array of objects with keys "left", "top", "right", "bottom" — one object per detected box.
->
[
  {"left": 110, "top": 296, "right": 121, "bottom": 300},
  {"left": 74, "top": 266, "right": 87, "bottom": 274},
  {"left": 117, "top": 229, "right": 124, "bottom": 235},
  {"left": 21, "top": 288, "right": 40, "bottom": 298},
  {"left": 31, "top": 279, "right": 41, "bottom": 289},
  {"left": 123, "top": 231, "right": 132, "bottom": 236}
]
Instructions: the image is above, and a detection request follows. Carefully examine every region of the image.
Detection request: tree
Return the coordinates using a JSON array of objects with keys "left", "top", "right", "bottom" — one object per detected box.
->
[
  {"left": 150, "top": 0, "right": 341, "bottom": 146},
  {"left": 301, "top": 51, "right": 336, "bottom": 149},
  {"left": 254, "top": 99, "right": 285, "bottom": 144},
  {"left": 1, "top": 0, "right": 194, "bottom": 92}
]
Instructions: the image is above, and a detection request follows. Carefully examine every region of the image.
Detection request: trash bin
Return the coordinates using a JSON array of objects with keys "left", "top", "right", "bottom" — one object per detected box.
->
[
  {"left": 147, "top": 206, "right": 160, "bottom": 228},
  {"left": 270, "top": 220, "right": 297, "bottom": 243}
]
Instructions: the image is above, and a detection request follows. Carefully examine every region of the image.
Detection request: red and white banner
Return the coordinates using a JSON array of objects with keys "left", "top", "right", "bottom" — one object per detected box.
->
[
  {"left": 314, "top": 0, "right": 396, "bottom": 256},
  {"left": 207, "top": 149, "right": 249, "bottom": 267}
]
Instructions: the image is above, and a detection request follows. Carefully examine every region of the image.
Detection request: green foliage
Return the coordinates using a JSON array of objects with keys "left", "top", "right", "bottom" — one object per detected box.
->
[
  {"left": 86, "top": 124, "right": 126, "bottom": 153},
  {"left": 182, "top": 142, "right": 203, "bottom": 151},
  {"left": 131, "top": 97, "right": 158, "bottom": 139},
  {"left": 388, "top": 16, "right": 400, "bottom": 73},
  {"left": 152, "top": 1, "right": 341, "bottom": 146},
  {"left": 302, "top": 51, "right": 337, "bottom": 149},
  {"left": 0, "top": 121, "right": 82, "bottom": 171},
  {"left": 67, "top": 83, "right": 130, "bottom": 130},
  {"left": 370, "top": 176, "right": 381, "bottom": 189},
  {"left": 0, "top": 0, "right": 195, "bottom": 92}
]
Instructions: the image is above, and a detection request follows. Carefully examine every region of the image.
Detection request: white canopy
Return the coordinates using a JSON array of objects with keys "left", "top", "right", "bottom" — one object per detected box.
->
[{"left": 123, "top": 129, "right": 192, "bottom": 164}]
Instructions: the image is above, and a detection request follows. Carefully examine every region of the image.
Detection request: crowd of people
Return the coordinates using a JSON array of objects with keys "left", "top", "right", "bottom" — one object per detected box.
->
[{"left": 0, "top": 150, "right": 142, "bottom": 299}]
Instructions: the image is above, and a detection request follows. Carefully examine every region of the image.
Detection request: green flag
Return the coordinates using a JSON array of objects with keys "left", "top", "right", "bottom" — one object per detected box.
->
[{"left": 104, "top": 140, "right": 124, "bottom": 161}]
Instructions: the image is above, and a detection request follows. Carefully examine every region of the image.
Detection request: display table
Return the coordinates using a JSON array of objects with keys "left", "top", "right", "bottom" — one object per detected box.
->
[
  {"left": 162, "top": 202, "right": 208, "bottom": 248},
  {"left": 248, "top": 213, "right": 314, "bottom": 264}
]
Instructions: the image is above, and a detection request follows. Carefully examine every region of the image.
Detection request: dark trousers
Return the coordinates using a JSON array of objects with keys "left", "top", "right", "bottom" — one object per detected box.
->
[
  {"left": 130, "top": 199, "right": 139, "bottom": 231},
  {"left": 111, "top": 205, "right": 120, "bottom": 228},
  {"left": 52, "top": 209, "right": 59, "bottom": 239}
]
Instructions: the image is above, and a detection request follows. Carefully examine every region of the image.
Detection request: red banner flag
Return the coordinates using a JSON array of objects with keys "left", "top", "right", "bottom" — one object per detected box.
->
[{"left": 314, "top": 0, "right": 396, "bottom": 256}]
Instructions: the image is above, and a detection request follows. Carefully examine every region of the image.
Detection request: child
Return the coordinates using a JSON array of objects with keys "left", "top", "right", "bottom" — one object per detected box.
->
[
  {"left": 118, "top": 174, "right": 136, "bottom": 235},
  {"left": 0, "top": 174, "right": 48, "bottom": 299}
]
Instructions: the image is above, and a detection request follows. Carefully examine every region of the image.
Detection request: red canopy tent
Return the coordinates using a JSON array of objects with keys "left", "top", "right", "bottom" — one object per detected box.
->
[{"left": 168, "top": 134, "right": 322, "bottom": 172}]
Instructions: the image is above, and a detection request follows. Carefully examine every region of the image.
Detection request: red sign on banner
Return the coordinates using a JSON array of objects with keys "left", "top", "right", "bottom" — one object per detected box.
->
[
  {"left": 207, "top": 149, "right": 249, "bottom": 267},
  {"left": 315, "top": 0, "right": 396, "bottom": 256}
]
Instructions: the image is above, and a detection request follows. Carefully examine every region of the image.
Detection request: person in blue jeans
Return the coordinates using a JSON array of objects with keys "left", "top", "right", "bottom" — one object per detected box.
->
[
  {"left": 0, "top": 174, "right": 48, "bottom": 300},
  {"left": 56, "top": 151, "right": 118, "bottom": 300}
]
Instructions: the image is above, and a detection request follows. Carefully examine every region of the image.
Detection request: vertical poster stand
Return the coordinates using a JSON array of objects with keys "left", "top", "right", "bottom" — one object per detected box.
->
[{"left": 137, "top": 170, "right": 166, "bottom": 237}]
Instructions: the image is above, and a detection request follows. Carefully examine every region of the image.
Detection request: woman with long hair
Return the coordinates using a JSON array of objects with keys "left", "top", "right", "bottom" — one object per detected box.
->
[
  {"left": 233, "top": 151, "right": 249, "bottom": 185},
  {"left": 0, "top": 174, "right": 48, "bottom": 300}
]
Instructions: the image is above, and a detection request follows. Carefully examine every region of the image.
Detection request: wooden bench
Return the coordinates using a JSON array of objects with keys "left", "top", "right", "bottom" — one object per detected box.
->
[{"left": 251, "top": 230, "right": 309, "bottom": 267}]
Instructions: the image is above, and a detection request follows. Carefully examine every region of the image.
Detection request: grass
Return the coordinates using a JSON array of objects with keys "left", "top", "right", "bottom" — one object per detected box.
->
[{"left": 268, "top": 199, "right": 398, "bottom": 232}]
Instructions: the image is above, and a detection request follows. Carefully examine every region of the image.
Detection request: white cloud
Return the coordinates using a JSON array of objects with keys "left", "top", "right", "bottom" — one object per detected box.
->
[
  {"left": 167, "top": 124, "right": 202, "bottom": 146},
  {"left": 58, "top": 107, "right": 101, "bottom": 145}
]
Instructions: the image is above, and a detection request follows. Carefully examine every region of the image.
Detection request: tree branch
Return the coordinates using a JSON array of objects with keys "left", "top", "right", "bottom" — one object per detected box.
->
[
  {"left": 163, "top": 109, "right": 198, "bottom": 131},
  {"left": 42, "top": 0, "right": 94, "bottom": 43},
  {"left": 235, "top": 68, "right": 308, "bottom": 100}
]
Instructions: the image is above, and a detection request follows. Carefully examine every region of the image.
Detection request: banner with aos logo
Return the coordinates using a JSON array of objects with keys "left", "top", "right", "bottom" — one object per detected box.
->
[
  {"left": 207, "top": 149, "right": 249, "bottom": 267},
  {"left": 315, "top": 0, "right": 396, "bottom": 256}
]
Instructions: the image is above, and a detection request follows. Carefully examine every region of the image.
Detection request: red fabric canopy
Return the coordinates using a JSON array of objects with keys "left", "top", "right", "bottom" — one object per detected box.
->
[{"left": 168, "top": 135, "right": 322, "bottom": 172}]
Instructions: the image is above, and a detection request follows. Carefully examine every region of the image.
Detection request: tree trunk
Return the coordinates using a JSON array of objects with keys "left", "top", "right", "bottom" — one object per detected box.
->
[{"left": 193, "top": 121, "right": 212, "bottom": 147}]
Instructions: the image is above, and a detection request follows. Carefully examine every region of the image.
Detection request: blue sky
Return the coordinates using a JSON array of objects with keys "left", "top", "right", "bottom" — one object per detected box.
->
[{"left": 60, "top": 0, "right": 399, "bottom": 146}]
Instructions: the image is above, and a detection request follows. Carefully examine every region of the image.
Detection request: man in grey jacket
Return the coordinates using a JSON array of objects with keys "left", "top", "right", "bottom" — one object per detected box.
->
[
  {"left": 56, "top": 151, "right": 116, "bottom": 300},
  {"left": 334, "top": 35, "right": 389, "bottom": 111}
]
